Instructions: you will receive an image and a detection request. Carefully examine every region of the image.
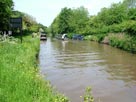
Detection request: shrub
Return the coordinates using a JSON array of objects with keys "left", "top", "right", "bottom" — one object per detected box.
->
[
  {"left": 108, "top": 33, "right": 136, "bottom": 53},
  {"left": 123, "top": 20, "right": 136, "bottom": 36}
]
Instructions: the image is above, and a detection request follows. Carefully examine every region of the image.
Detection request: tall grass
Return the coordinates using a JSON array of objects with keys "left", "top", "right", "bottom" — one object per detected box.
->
[
  {"left": 108, "top": 33, "right": 136, "bottom": 53},
  {"left": 84, "top": 33, "right": 136, "bottom": 53},
  {"left": 0, "top": 36, "right": 69, "bottom": 102}
]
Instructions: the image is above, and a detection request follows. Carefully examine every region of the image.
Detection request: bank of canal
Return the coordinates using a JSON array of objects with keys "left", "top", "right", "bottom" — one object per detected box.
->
[{"left": 39, "top": 38, "right": 136, "bottom": 102}]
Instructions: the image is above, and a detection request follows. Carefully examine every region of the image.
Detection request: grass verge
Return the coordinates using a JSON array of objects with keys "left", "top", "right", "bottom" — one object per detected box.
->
[{"left": 0, "top": 36, "right": 69, "bottom": 102}]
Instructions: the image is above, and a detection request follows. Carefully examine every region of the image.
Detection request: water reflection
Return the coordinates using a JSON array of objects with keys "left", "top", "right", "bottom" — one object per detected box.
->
[{"left": 39, "top": 38, "right": 136, "bottom": 102}]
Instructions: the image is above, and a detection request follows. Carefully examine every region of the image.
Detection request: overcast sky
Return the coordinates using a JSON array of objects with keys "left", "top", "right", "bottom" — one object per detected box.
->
[{"left": 13, "top": 0, "right": 123, "bottom": 27}]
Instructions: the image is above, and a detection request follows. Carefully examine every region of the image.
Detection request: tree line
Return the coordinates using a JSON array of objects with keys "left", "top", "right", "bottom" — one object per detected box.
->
[
  {"left": 50, "top": 0, "right": 136, "bottom": 37},
  {"left": 0, "top": 0, "right": 47, "bottom": 34}
]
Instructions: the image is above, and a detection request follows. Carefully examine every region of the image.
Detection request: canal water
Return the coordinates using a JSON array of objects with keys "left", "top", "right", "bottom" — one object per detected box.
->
[{"left": 39, "top": 38, "right": 136, "bottom": 102}]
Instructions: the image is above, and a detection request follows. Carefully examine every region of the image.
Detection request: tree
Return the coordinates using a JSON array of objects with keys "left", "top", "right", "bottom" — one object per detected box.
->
[
  {"left": 71, "top": 6, "right": 89, "bottom": 34},
  {"left": 128, "top": 8, "right": 136, "bottom": 20},
  {"left": 58, "top": 7, "right": 73, "bottom": 34},
  {"left": 12, "top": 10, "right": 42, "bottom": 33},
  {"left": 97, "top": 3, "right": 127, "bottom": 25},
  {"left": 0, "top": 0, "right": 14, "bottom": 30},
  {"left": 50, "top": 7, "right": 73, "bottom": 35},
  {"left": 50, "top": 6, "right": 89, "bottom": 35},
  {"left": 50, "top": 15, "right": 60, "bottom": 35},
  {"left": 123, "top": 0, "right": 136, "bottom": 20},
  {"left": 123, "top": 0, "right": 136, "bottom": 8}
]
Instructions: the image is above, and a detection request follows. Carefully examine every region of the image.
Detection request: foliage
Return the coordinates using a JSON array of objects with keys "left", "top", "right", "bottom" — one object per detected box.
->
[
  {"left": 11, "top": 11, "right": 48, "bottom": 35},
  {"left": 12, "top": 11, "right": 39, "bottom": 32},
  {"left": 123, "top": 0, "right": 136, "bottom": 8},
  {"left": 0, "top": 0, "right": 14, "bottom": 30},
  {"left": 97, "top": 3, "right": 127, "bottom": 26},
  {"left": 50, "top": 6, "right": 89, "bottom": 36},
  {"left": 84, "top": 34, "right": 107, "bottom": 43},
  {"left": 128, "top": 8, "right": 136, "bottom": 20},
  {"left": 67, "top": 33, "right": 74, "bottom": 39},
  {"left": 108, "top": 33, "right": 136, "bottom": 53},
  {"left": 50, "top": 15, "right": 60, "bottom": 35},
  {"left": 0, "top": 0, "right": 47, "bottom": 35},
  {"left": 58, "top": 7, "right": 73, "bottom": 34},
  {"left": 0, "top": 36, "right": 69, "bottom": 102},
  {"left": 123, "top": 20, "right": 136, "bottom": 35},
  {"left": 81, "top": 87, "right": 94, "bottom": 102},
  {"left": 71, "top": 6, "right": 89, "bottom": 34},
  {"left": 50, "top": 0, "right": 136, "bottom": 38}
]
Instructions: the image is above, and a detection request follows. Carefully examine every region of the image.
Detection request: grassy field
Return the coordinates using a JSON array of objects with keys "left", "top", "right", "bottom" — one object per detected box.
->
[{"left": 0, "top": 36, "right": 69, "bottom": 102}]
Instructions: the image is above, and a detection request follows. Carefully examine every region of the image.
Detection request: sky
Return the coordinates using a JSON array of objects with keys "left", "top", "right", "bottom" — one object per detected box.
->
[{"left": 13, "top": 0, "right": 123, "bottom": 27}]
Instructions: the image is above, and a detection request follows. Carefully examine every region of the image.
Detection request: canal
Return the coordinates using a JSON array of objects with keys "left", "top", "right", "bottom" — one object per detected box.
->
[{"left": 39, "top": 38, "right": 136, "bottom": 102}]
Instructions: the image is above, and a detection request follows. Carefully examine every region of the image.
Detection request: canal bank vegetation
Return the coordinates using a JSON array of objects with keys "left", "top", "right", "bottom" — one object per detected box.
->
[
  {"left": 0, "top": 36, "right": 69, "bottom": 102},
  {"left": 49, "top": 0, "right": 136, "bottom": 53}
]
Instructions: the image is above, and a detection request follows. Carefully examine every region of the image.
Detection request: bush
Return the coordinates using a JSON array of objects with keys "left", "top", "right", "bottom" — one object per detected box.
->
[
  {"left": 67, "top": 33, "right": 74, "bottom": 39},
  {"left": 123, "top": 20, "right": 136, "bottom": 36},
  {"left": 108, "top": 33, "right": 136, "bottom": 53},
  {"left": 109, "top": 24, "right": 123, "bottom": 33}
]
